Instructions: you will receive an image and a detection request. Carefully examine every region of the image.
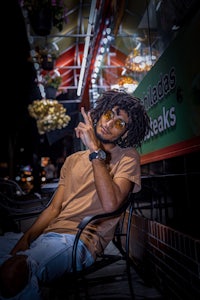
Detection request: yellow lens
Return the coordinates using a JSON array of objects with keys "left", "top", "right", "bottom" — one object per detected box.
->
[
  {"left": 104, "top": 111, "right": 113, "bottom": 120},
  {"left": 114, "top": 119, "right": 126, "bottom": 129},
  {"left": 103, "top": 111, "right": 126, "bottom": 130}
]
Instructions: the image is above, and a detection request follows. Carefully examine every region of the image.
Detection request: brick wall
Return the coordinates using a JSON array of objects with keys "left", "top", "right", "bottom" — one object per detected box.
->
[{"left": 128, "top": 213, "right": 200, "bottom": 299}]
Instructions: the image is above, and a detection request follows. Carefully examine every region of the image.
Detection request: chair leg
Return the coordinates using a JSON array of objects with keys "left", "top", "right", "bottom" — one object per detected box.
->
[
  {"left": 74, "top": 275, "right": 89, "bottom": 300},
  {"left": 112, "top": 202, "right": 136, "bottom": 299},
  {"left": 125, "top": 202, "right": 135, "bottom": 299},
  {"left": 126, "top": 261, "right": 135, "bottom": 299}
]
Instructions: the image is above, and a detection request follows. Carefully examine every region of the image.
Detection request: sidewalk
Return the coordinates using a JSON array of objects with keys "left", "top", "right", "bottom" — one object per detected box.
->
[{"left": 42, "top": 241, "right": 164, "bottom": 300}]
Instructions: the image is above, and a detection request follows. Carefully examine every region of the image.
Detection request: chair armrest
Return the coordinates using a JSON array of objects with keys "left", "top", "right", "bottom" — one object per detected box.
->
[
  {"left": 78, "top": 206, "right": 127, "bottom": 230},
  {"left": 72, "top": 193, "right": 134, "bottom": 272},
  {"left": 78, "top": 193, "right": 133, "bottom": 230}
]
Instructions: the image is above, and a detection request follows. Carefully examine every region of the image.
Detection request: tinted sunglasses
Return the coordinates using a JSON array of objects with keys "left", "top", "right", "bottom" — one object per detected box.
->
[{"left": 102, "top": 110, "right": 128, "bottom": 130}]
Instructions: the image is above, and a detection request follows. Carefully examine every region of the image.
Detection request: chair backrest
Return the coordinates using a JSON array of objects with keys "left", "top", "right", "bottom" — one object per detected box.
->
[
  {"left": 0, "top": 184, "right": 55, "bottom": 233},
  {"left": 0, "top": 178, "right": 25, "bottom": 198}
]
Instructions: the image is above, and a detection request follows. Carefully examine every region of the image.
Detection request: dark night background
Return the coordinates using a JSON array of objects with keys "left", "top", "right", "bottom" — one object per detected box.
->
[
  {"left": 1, "top": 0, "right": 79, "bottom": 179},
  {"left": 2, "top": 0, "right": 34, "bottom": 173}
]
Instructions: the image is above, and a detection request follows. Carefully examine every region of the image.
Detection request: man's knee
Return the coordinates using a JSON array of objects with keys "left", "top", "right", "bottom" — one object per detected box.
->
[{"left": 0, "top": 254, "right": 29, "bottom": 298}]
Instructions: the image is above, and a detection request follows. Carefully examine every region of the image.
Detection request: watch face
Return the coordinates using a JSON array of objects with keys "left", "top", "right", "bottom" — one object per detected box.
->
[
  {"left": 89, "top": 149, "right": 106, "bottom": 161},
  {"left": 98, "top": 149, "right": 106, "bottom": 160}
]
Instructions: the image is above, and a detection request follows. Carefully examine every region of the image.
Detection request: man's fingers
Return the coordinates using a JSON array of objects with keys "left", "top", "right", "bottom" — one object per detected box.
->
[
  {"left": 74, "top": 127, "right": 81, "bottom": 138},
  {"left": 87, "top": 111, "right": 92, "bottom": 123},
  {"left": 81, "top": 107, "right": 90, "bottom": 125}
]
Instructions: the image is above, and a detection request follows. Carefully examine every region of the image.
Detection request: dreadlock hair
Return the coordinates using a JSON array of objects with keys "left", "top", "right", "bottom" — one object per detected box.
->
[{"left": 90, "top": 90, "right": 150, "bottom": 149}]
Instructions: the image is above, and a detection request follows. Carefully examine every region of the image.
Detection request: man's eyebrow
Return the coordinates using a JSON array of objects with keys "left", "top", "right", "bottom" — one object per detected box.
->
[{"left": 112, "top": 108, "right": 124, "bottom": 117}]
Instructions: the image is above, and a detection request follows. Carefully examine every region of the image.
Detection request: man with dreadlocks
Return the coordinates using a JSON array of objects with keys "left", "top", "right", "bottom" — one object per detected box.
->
[{"left": 0, "top": 90, "right": 150, "bottom": 300}]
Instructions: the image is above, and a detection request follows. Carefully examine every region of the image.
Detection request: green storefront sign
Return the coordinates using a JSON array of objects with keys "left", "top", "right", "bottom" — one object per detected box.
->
[{"left": 134, "top": 11, "right": 200, "bottom": 161}]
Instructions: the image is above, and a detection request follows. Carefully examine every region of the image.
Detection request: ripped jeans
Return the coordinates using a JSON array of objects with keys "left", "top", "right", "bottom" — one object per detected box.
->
[{"left": 0, "top": 232, "right": 94, "bottom": 300}]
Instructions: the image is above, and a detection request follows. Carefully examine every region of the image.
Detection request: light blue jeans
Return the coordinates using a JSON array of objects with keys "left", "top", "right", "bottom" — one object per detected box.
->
[{"left": 0, "top": 232, "right": 94, "bottom": 300}]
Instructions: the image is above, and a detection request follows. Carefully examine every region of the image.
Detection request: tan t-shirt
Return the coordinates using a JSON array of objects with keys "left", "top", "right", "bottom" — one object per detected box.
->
[{"left": 44, "top": 146, "right": 141, "bottom": 259}]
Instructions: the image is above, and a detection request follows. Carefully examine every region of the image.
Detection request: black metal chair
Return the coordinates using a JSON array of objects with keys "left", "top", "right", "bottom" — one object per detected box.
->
[
  {"left": 0, "top": 178, "right": 53, "bottom": 232},
  {"left": 0, "top": 179, "right": 136, "bottom": 298},
  {"left": 43, "top": 192, "right": 136, "bottom": 300}
]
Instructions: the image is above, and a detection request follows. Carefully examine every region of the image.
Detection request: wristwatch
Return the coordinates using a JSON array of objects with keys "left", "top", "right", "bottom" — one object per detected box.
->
[{"left": 89, "top": 149, "right": 107, "bottom": 161}]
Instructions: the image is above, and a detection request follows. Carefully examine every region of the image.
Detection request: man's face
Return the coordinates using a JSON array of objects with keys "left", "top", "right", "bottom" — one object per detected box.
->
[{"left": 95, "top": 106, "right": 129, "bottom": 144}]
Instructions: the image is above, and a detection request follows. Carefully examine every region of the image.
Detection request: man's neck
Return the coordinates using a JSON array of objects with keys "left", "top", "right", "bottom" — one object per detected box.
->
[{"left": 102, "top": 143, "right": 116, "bottom": 152}]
